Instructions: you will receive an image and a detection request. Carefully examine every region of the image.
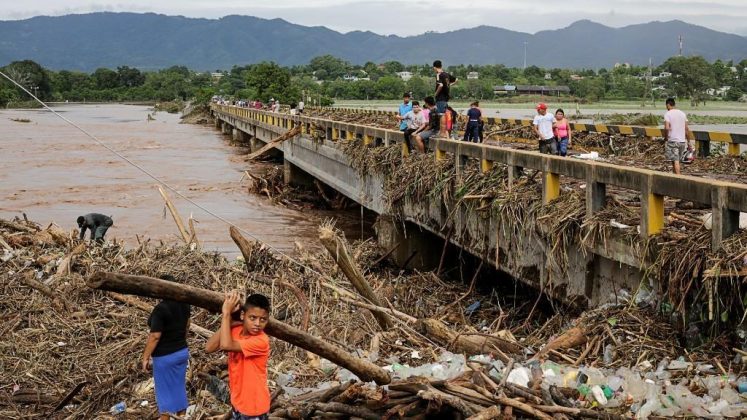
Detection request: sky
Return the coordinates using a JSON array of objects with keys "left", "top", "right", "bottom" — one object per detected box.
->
[{"left": 3, "top": 0, "right": 747, "bottom": 37}]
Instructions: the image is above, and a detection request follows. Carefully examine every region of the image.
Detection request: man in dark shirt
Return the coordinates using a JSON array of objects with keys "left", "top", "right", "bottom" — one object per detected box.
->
[
  {"left": 433, "top": 60, "right": 451, "bottom": 137},
  {"left": 464, "top": 101, "right": 482, "bottom": 143},
  {"left": 77, "top": 213, "right": 113, "bottom": 243},
  {"left": 142, "top": 274, "right": 191, "bottom": 420}
]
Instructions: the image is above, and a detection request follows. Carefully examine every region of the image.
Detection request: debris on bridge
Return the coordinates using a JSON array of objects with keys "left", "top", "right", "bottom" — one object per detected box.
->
[{"left": 3, "top": 215, "right": 747, "bottom": 419}]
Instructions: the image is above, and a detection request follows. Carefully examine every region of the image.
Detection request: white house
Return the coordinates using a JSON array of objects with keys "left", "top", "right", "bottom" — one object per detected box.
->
[
  {"left": 467, "top": 72, "right": 479, "bottom": 80},
  {"left": 396, "top": 71, "right": 413, "bottom": 81}
]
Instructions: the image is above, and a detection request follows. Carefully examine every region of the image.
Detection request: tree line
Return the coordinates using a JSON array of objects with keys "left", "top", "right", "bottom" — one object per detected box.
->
[{"left": 2, "top": 55, "right": 746, "bottom": 108}]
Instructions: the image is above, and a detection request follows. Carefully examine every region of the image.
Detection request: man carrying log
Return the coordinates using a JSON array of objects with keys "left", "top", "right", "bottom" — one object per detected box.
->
[
  {"left": 76, "top": 213, "right": 113, "bottom": 243},
  {"left": 205, "top": 291, "right": 272, "bottom": 420}
]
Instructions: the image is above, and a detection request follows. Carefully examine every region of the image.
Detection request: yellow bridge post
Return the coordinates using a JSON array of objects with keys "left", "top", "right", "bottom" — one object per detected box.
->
[
  {"left": 481, "top": 159, "right": 494, "bottom": 173},
  {"left": 542, "top": 172, "right": 560, "bottom": 204}
]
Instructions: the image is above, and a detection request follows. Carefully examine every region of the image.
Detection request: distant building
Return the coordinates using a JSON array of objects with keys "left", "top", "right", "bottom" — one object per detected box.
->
[
  {"left": 343, "top": 74, "right": 359, "bottom": 81},
  {"left": 467, "top": 72, "right": 479, "bottom": 80},
  {"left": 570, "top": 74, "right": 584, "bottom": 81},
  {"left": 614, "top": 62, "right": 631, "bottom": 69},
  {"left": 494, "top": 84, "right": 570, "bottom": 96},
  {"left": 706, "top": 86, "right": 731, "bottom": 97},
  {"left": 211, "top": 72, "right": 225, "bottom": 80},
  {"left": 544, "top": 73, "right": 552, "bottom": 80},
  {"left": 396, "top": 71, "right": 413, "bottom": 81}
]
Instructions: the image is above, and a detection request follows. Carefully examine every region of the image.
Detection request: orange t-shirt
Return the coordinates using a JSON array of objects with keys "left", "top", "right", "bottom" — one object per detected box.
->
[{"left": 228, "top": 325, "right": 271, "bottom": 416}]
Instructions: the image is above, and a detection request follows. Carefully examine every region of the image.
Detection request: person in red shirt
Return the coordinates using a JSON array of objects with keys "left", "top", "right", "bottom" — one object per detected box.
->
[{"left": 206, "top": 291, "right": 271, "bottom": 420}]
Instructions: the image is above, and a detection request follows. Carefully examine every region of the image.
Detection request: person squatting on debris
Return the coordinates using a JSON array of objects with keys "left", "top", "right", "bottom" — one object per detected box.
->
[
  {"left": 533, "top": 103, "right": 557, "bottom": 154},
  {"left": 463, "top": 101, "right": 482, "bottom": 143},
  {"left": 663, "top": 97, "right": 694, "bottom": 175},
  {"left": 397, "top": 101, "right": 426, "bottom": 152},
  {"left": 141, "top": 274, "right": 192, "bottom": 420},
  {"left": 77, "top": 213, "right": 113, "bottom": 243},
  {"left": 414, "top": 96, "right": 440, "bottom": 153},
  {"left": 206, "top": 291, "right": 272, "bottom": 420},
  {"left": 433, "top": 60, "right": 451, "bottom": 137},
  {"left": 553, "top": 108, "right": 572, "bottom": 156}
]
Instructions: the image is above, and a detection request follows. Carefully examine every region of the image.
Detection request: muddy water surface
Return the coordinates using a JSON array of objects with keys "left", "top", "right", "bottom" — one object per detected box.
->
[{"left": 1, "top": 104, "right": 362, "bottom": 256}]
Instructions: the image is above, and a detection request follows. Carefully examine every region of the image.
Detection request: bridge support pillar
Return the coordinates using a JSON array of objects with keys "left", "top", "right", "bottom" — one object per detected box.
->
[
  {"left": 640, "top": 175, "right": 664, "bottom": 237},
  {"left": 711, "top": 186, "right": 740, "bottom": 250},
  {"left": 214, "top": 118, "right": 221, "bottom": 129},
  {"left": 585, "top": 166, "right": 607, "bottom": 218},
  {"left": 375, "top": 215, "right": 442, "bottom": 271},
  {"left": 283, "top": 160, "right": 315, "bottom": 187}
]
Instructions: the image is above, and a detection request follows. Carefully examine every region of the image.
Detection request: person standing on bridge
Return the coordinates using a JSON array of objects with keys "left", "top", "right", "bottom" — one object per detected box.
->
[
  {"left": 77, "top": 213, "right": 113, "bottom": 244},
  {"left": 463, "top": 101, "right": 482, "bottom": 143},
  {"left": 663, "top": 98, "right": 693, "bottom": 175},
  {"left": 553, "top": 108, "right": 572, "bottom": 156},
  {"left": 397, "top": 92, "right": 413, "bottom": 133},
  {"left": 433, "top": 60, "right": 451, "bottom": 138},
  {"left": 533, "top": 103, "right": 557, "bottom": 154}
]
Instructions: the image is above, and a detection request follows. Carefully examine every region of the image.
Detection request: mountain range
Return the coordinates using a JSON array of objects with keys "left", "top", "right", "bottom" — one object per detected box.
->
[{"left": 0, "top": 12, "right": 746, "bottom": 71}]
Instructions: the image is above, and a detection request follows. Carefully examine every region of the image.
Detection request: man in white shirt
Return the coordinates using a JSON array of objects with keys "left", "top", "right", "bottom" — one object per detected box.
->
[
  {"left": 663, "top": 97, "right": 693, "bottom": 175},
  {"left": 532, "top": 103, "right": 557, "bottom": 154}
]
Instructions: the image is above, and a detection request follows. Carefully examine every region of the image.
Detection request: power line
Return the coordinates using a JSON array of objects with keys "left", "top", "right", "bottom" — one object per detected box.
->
[{"left": 0, "top": 69, "right": 334, "bottom": 281}]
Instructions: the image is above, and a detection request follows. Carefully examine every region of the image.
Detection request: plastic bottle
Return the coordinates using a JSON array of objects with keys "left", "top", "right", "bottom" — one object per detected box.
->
[
  {"left": 607, "top": 375, "right": 623, "bottom": 392},
  {"left": 109, "top": 402, "right": 126, "bottom": 415}
]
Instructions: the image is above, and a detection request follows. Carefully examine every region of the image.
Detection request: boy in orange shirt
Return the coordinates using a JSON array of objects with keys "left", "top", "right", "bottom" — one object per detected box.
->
[{"left": 206, "top": 291, "right": 271, "bottom": 420}]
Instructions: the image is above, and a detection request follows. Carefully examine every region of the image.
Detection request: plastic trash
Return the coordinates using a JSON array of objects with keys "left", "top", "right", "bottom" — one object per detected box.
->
[
  {"left": 577, "top": 384, "right": 591, "bottom": 398},
  {"left": 580, "top": 367, "right": 605, "bottom": 386},
  {"left": 603, "top": 344, "right": 615, "bottom": 364},
  {"left": 707, "top": 399, "right": 730, "bottom": 414},
  {"left": 506, "top": 367, "right": 531, "bottom": 388},
  {"left": 276, "top": 372, "right": 294, "bottom": 387},
  {"left": 591, "top": 385, "right": 608, "bottom": 405},
  {"left": 109, "top": 402, "right": 126, "bottom": 415},
  {"left": 666, "top": 360, "right": 691, "bottom": 370},
  {"left": 737, "top": 381, "right": 747, "bottom": 393},
  {"left": 601, "top": 385, "right": 613, "bottom": 399},
  {"left": 464, "top": 300, "right": 480, "bottom": 315},
  {"left": 607, "top": 376, "right": 623, "bottom": 392},
  {"left": 720, "top": 386, "right": 741, "bottom": 404}
]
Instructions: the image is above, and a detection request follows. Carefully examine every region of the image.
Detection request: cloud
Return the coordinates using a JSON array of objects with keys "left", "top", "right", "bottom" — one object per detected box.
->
[{"left": 2, "top": 0, "right": 747, "bottom": 36}]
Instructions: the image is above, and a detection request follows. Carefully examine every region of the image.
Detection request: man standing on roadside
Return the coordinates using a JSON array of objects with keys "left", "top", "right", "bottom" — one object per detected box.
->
[
  {"left": 398, "top": 92, "right": 413, "bottom": 133},
  {"left": 532, "top": 103, "right": 556, "bottom": 154},
  {"left": 663, "top": 97, "right": 693, "bottom": 175},
  {"left": 433, "top": 60, "right": 451, "bottom": 137}
]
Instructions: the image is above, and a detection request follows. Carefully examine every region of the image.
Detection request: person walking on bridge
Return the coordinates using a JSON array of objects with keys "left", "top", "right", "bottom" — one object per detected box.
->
[
  {"left": 663, "top": 98, "right": 693, "bottom": 175},
  {"left": 77, "top": 213, "right": 113, "bottom": 243},
  {"left": 532, "top": 103, "right": 557, "bottom": 154}
]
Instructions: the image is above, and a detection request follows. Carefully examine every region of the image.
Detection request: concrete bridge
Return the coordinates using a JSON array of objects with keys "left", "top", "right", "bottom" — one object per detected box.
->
[{"left": 210, "top": 104, "right": 747, "bottom": 307}]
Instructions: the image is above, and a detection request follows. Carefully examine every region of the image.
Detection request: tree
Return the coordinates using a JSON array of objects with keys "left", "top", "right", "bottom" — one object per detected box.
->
[
  {"left": 245, "top": 62, "right": 298, "bottom": 102},
  {"left": 374, "top": 76, "right": 406, "bottom": 100},
  {"left": 660, "top": 56, "right": 716, "bottom": 104},
  {"left": 405, "top": 77, "right": 430, "bottom": 100},
  {"left": 3, "top": 60, "right": 52, "bottom": 99},
  {"left": 117, "top": 66, "right": 145, "bottom": 87},
  {"left": 92, "top": 68, "right": 120, "bottom": 90},
  {"left": 309, "top": 55, "right": 350, "bottom": 80}
]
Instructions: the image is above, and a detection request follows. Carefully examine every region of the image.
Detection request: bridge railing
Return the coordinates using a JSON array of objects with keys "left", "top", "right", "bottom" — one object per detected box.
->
[
  {"left": 313, "top": 106, "right": 745, "bottom": 157},
  {"left": 212, "top": 104, "right": 747, "bottom": 250}
]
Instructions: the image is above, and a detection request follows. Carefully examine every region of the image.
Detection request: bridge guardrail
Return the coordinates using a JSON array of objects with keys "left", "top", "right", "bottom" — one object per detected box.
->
[
  {"left": 314, "top": 106, "right": 745, "bottom": 156},
  {"left": 212, "top": 104, "right": 747, "bottom": 250}
]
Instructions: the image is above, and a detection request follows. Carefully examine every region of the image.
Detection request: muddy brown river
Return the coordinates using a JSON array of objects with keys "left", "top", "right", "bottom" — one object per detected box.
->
[{"left": 0, "top": 104, "right": 366, "bottom": 256}]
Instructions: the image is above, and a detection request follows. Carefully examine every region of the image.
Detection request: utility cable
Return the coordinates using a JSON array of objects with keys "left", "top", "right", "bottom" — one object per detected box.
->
[{"left": 0, "top": 70, "right": 337, "bottom": 282}]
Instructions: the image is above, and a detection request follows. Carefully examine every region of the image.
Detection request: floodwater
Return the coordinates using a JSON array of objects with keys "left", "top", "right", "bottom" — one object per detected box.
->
[{"left": 0, "top": 104, "right": 366, "bottom": 256}]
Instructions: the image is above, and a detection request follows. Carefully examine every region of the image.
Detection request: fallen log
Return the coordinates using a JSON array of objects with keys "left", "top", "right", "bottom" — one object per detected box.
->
[
  {"left": 246, "top": 125, "right": 301, "bottom": 160},
  {"left": 86, "top": 271, "right": 391, "bottom": 385},
  {"left": 158, "top": 185, "right": 191, "bottom": 244},
  {"left": 319, "top": 225, "right": 392, "bottom": 330},
  {"left": 416, "top": 318, "right": 521, "bottom": 359}
]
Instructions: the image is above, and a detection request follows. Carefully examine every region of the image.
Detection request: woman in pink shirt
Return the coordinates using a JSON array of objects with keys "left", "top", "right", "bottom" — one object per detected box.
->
[{"left": 553, "top": 108, "right": 572, "bottom": 156}]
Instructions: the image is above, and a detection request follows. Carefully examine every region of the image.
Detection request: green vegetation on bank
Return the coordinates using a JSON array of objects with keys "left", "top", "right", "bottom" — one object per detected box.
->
[{"left": 2, "top": 54, "right": 747, "bottom": 108}]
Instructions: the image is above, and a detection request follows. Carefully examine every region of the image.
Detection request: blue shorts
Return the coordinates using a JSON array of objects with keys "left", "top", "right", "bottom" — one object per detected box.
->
[{"left": 435, "top": 101, "right": 448, "bottom": 114}]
